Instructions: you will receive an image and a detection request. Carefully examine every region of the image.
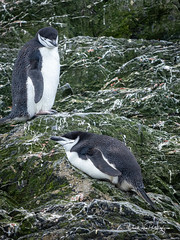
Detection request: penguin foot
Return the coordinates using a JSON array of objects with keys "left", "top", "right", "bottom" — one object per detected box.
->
[
  {"left": 36, "top": 109, "right": 57, "bottom": 115},
  {"left": 49, "top": 109, "right": 57, "bottom": 114}
]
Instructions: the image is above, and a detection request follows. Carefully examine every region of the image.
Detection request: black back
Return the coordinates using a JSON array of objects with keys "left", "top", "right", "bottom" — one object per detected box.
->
[
  {"left": 62, "top": 131, "right": 144, "bottom": 188},
  {"left": 10, "top": 39, "right": 42, "bottom": 118}
]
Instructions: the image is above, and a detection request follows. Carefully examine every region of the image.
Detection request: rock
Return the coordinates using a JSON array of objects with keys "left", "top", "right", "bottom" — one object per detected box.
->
[
  {"left": 0, "top": 0, "right": 179, "bottom": 47},
  {"left": 0, "top": 2, "right": 180, "bottom": 238},
  {"left": 59, "top": 83, "right": 73, "bottom": 97}
]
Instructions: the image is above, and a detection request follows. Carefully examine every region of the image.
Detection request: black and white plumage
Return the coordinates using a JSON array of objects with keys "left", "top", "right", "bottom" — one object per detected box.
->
[
  {"left": 0, "top": 26, "right": 60, "bottom": 124},
  {"left": 51, "top": 131, "right": 156, "bottom": 209}
]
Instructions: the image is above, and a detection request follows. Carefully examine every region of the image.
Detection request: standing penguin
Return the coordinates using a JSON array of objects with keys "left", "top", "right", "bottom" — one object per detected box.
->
[
  {"left": 51, "top": 131, "right": 157, "bottom": 209},
  {"left": 0, "top": 26, "right": 60, "bottom": 124}
]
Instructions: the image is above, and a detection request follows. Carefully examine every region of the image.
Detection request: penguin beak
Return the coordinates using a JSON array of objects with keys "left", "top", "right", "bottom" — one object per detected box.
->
[
  {"left": 50, "top": 39, "right": 58, "bottom": 47},
  {"left": 51, "top": 136, "right": 65, "bottom": 142},
  {"left": 51, "top": 136, "right": 79, "bottom": 150}
]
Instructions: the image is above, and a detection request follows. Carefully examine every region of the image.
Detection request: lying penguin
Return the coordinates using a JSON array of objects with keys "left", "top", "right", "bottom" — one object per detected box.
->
[
  {"left": 51, "top": 131, "right": 156, "bottom": 209},
  {"left": 0, "top": 26, "right": 60, "bottom": 124}
]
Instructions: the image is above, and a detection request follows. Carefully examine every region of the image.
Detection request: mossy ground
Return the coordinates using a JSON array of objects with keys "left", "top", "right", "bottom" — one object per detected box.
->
[{"left": 0, "top": 1, "right": 180, "bottom": 238}]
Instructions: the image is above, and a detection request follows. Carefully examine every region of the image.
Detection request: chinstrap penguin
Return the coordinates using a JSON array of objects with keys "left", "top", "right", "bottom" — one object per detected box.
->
[
  {"left": 51, "top": 131, "right": 157, "bottom": 209},
  {"left": 0, "top": 26, "right": 60, "bottom": 124}
]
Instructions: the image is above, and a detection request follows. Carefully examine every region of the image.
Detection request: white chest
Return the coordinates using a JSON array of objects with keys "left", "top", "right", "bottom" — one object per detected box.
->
[
  {"left": 40, "top": 46, "right": 60, "bottom": 89},
  {"left": 37, "top": 47, "right": 60, "bottom": 111}
]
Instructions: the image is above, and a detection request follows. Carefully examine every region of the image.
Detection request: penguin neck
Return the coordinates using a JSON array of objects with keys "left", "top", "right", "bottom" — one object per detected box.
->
[
  {"left": 63, "top": 136, "right": 80, "bottom": 152},
  {"left": 33, "top": 34, "right": 41, "bottom": 44},
  {"left": 123, "top": 173, "right": 144, "bottom": 190},
  {"left": 39, "top": 45, "right": 59, "bottom": 63}
]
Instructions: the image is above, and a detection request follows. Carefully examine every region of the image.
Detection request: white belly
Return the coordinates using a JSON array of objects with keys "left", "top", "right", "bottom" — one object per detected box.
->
[
  {"left": 27, "top": 47, "right": 60, "bottom": 117},
  {"left": 66, "top": 151, "right": 118, "bottom": 184},
  {"left": 36, "top": 47, "right": 60, "bottom": 112}
]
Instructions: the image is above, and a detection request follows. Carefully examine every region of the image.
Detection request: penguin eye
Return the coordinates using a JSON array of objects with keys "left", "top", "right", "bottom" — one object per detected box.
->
[{"left": 44, "top": 37, "right": 51, "bottom": 42}]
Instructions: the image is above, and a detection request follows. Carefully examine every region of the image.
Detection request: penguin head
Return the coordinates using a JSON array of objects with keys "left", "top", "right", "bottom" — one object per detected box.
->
[
  {"left": 37, "top": 27, "right": 58, "bottom": 48},
  {"left": 51, "top": 131, "right": 83, "bottom": 151}
]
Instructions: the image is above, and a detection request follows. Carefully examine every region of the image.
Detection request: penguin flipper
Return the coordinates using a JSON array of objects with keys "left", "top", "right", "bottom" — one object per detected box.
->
[
  {"left": 86, "top": 148, "right": 121, "bottom": 177},
  {"left": 28, "top": 50, "right": 44, "bottom": 103}
]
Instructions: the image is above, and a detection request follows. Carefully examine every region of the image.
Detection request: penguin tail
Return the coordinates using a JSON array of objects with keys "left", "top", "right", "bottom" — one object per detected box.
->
[
  {"left": 0, "top": 111, "right": 31, "bottom": 125},
  {"left": 136, "top": 187, "right": 158, "bottom": 210},
  {"left": 0, "top": 115, "right": 12, "bottom": 125}
]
